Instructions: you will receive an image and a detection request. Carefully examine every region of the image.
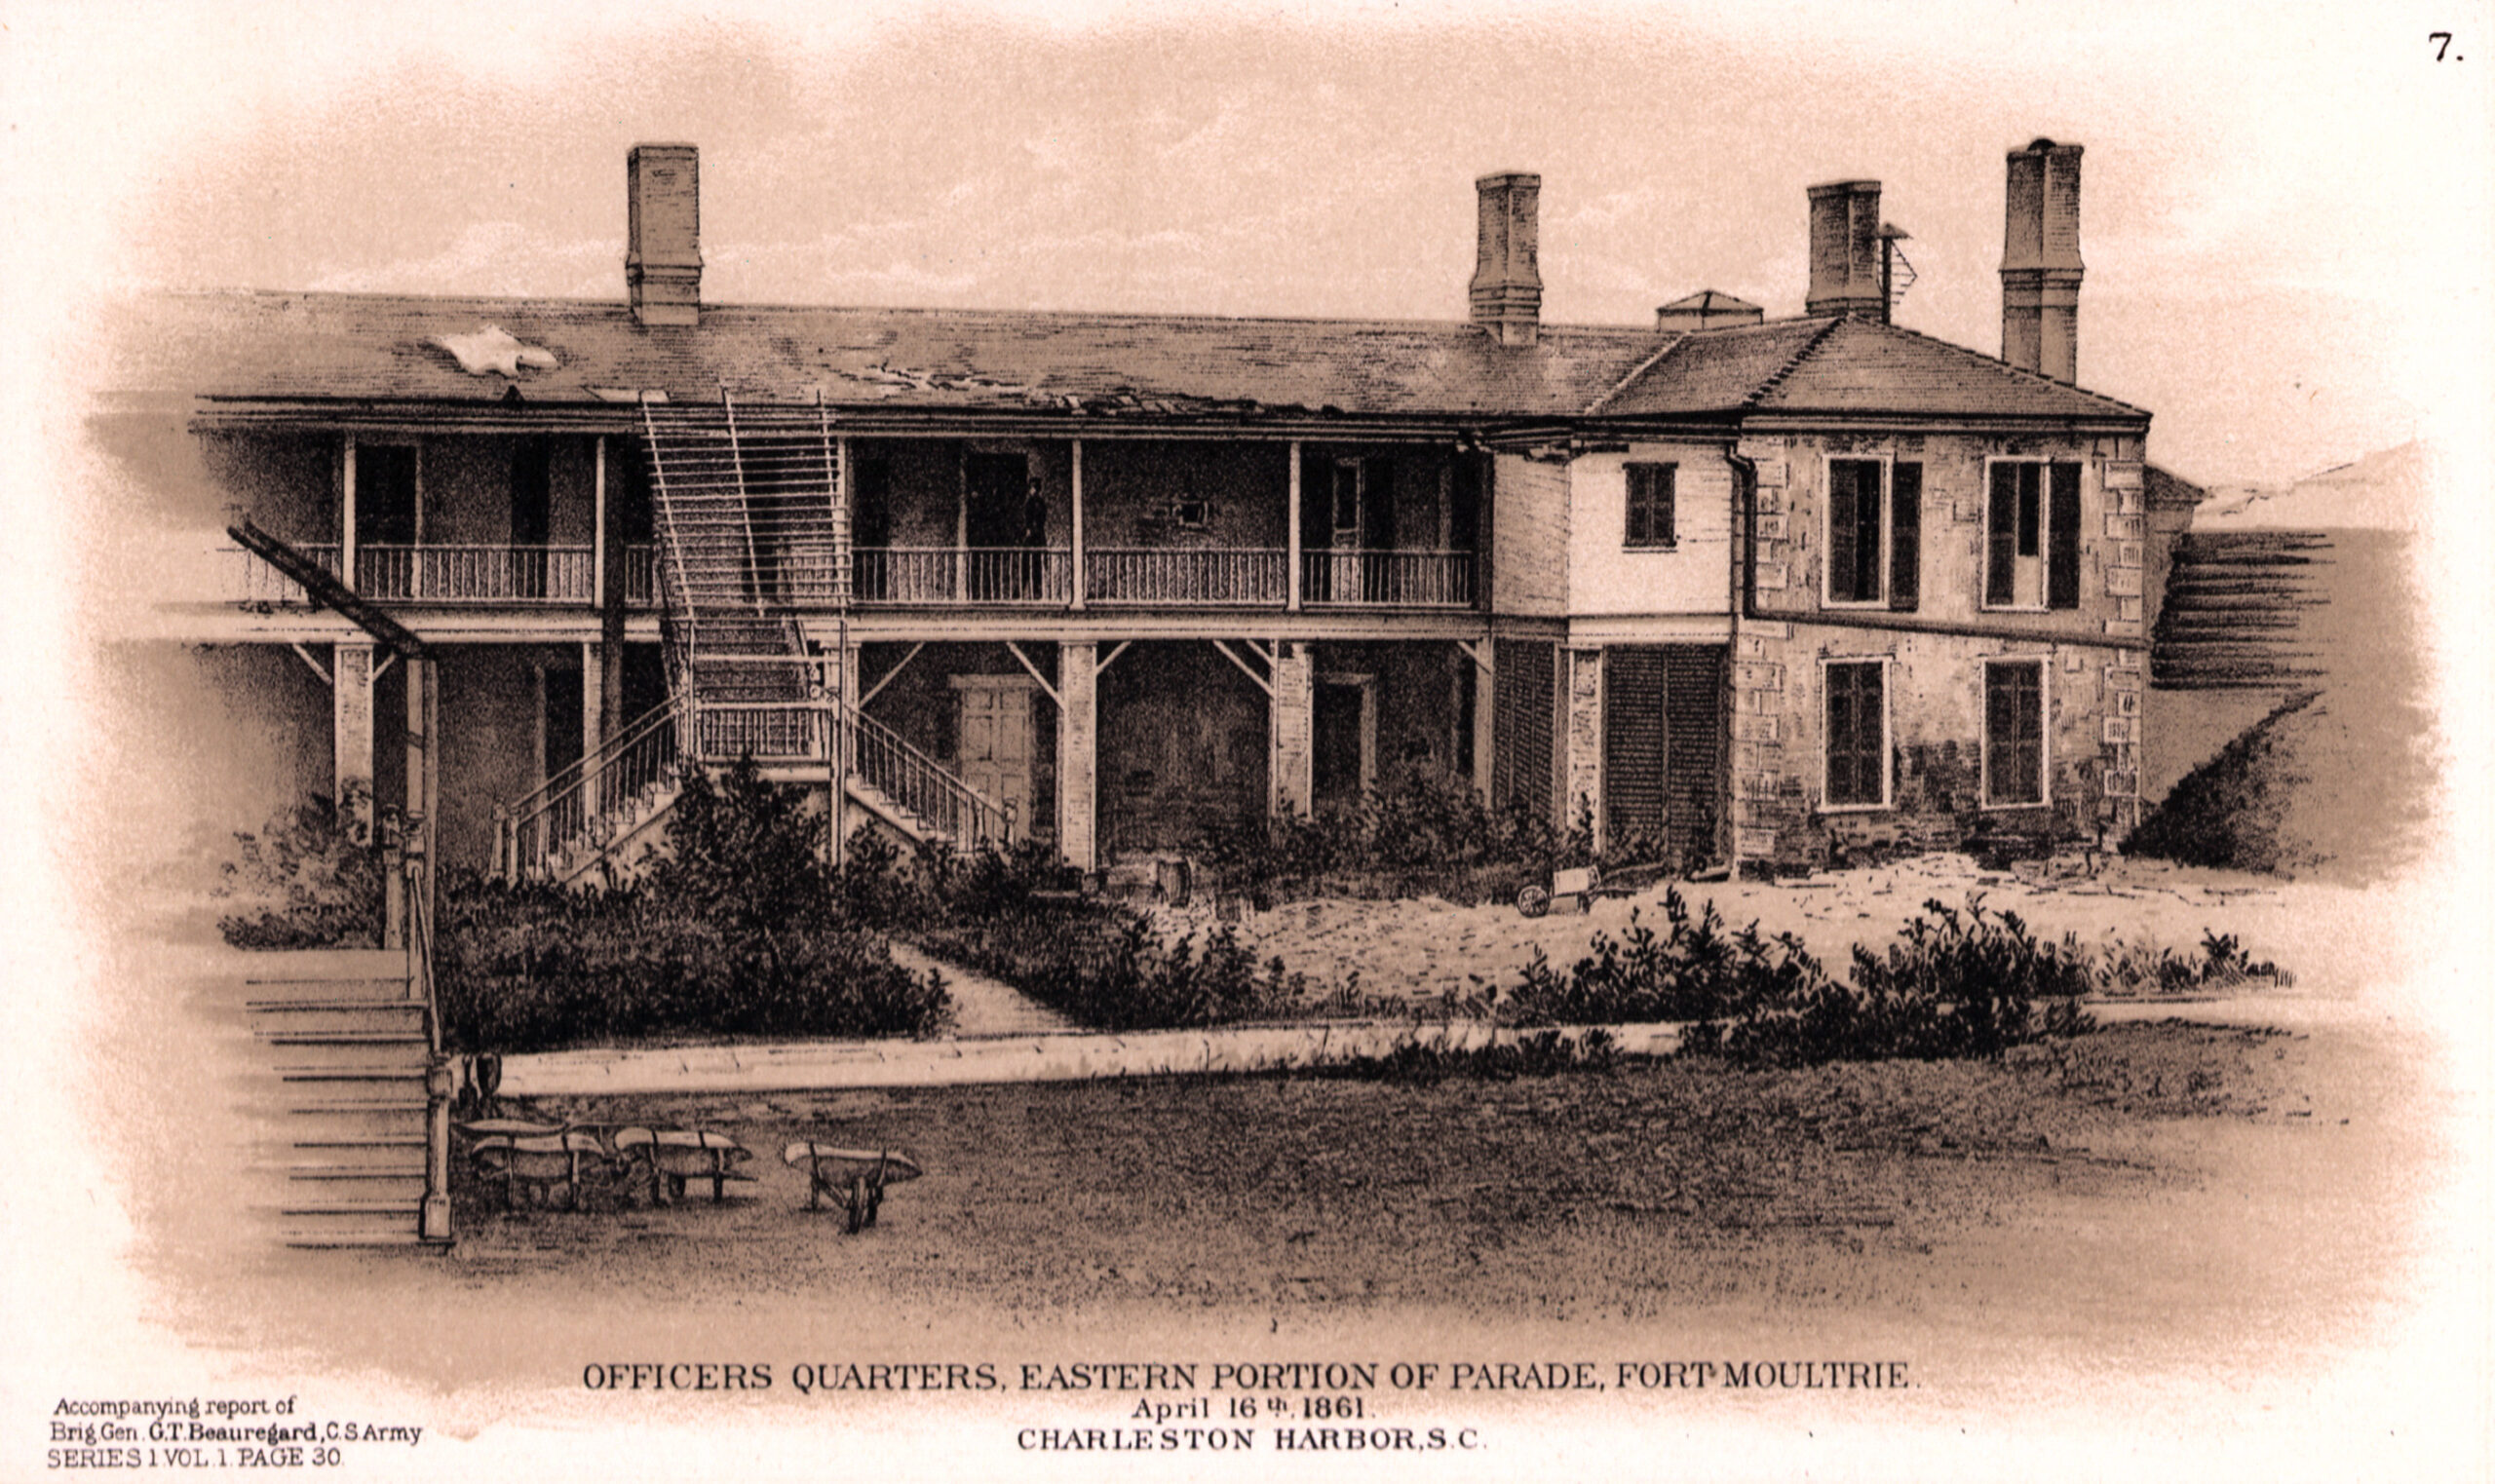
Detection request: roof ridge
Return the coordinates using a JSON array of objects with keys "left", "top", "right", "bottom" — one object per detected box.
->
[
  {"left": 1580, "top": 332, "right": 1692, "bottom": 415},
  {"left": 149, "top": 286, "right": 1670, "bottom": 340},
  {"left": 1838, "top": 317, "right": 2153, "bottom": 419},
  {"left": 1742, "top": 316, "right": 1848, "bottom": 410}
]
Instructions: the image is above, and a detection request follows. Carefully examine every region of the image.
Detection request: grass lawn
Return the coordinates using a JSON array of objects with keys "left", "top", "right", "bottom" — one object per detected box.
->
[{"left": 434, "top": 1019, "right": 2398, "bottom": 1361}]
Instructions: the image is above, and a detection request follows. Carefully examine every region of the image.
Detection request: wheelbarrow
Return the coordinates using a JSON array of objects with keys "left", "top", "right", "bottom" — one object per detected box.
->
[
  {"left": 1515, "top": 863, "right": 1656, "bottom": 917},
  {"left": 1516, "top": 865, "right": 1601, "bottom": 917},
  {"left": 783, "top": 1143, "right": 925, "bottom": 1234}
]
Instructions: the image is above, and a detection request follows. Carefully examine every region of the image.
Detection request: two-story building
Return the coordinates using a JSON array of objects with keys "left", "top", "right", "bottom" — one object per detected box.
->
[{"left": 106, "top": 137, "right": 2158, "bottom": 884}]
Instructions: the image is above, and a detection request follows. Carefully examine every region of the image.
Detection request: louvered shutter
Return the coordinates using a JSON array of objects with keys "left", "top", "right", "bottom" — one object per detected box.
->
[
  {"left": 2048, "top": 462, "right": 2083, "bottom": 609},
  {"left": 1888, "top": 462, "right": 1921, "bottom": 612},
  {"left": 1986, "top": 462, "right": 2018, "bottom": 606}
]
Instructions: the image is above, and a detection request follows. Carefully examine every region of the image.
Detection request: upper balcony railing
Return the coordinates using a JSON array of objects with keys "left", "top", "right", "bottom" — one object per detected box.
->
[
  {"left": 356, "top": 545, "right": 595, "bottom": 603},
  {"left": 215, "top": 542, "right": 668, "bottom": 608},
  {"left": 854, "top": 548, "right": 1074, "bottom": 606},
  {"left": 847, "top": 547, "right": 1474, "bottom": 610},
  {"left": 1301, "top": 550, "right": 1476, "bottom": 608},
  {"left": 215, "top": 542, "right": 1477, "bottom": 612}
]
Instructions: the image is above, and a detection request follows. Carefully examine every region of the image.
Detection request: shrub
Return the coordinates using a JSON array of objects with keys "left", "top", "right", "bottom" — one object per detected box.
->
[
  {"left": 436, "top": 760, "right": 949, "bottom": 1051},
  {"left": 917, "top": 903, "right": 1307, "bottom": 1032},
  {"left": 1201, "top": 771, "right": 1655, "bottom": 904},
  {"left": 1505, "top": 889, "right": 1829, "bottom": 1026},
  {"left": 2086, "top": 929, "right": 2284, "bottom": 997},
  {"left": 1683, "top": 896, "right": 2095, "bottom": 1067},
  {"left": 216, "top": 792, "right": 384, "bottom": 949},
  {"left": 1304, "top": 1028, "right": 1619, "bottom": 1084}
]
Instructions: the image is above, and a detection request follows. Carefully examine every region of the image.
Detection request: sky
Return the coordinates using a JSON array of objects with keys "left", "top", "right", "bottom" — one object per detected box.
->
[{"left": 7, "top": 1, "right": 2491, "bottom": 488}]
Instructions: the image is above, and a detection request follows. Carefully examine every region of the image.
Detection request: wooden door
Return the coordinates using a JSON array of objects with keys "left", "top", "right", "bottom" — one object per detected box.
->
[{"left": 955, "top": 680, "right": 1035, "bottom": 839}]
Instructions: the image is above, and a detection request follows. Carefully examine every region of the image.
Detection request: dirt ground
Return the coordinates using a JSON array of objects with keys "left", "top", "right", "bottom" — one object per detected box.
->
[
  {"left": 1191, "top": 854, "right": 2407, "bottom": 1013},
  {"left": 150, "top": 1018, "right": 2418, "bottom": 1400}
]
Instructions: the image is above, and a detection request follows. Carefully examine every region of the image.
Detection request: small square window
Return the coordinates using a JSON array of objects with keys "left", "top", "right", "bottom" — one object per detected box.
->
[
  {"left": 1625, "top": 463, "right": 1676, "bottom": 548},
  {"left": 1171, "top": 499, "right": 1209, "bottom": 530}
]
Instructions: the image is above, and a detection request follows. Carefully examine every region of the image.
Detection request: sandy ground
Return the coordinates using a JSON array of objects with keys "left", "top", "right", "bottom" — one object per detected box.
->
[{"left": 1195, "top": 855, "right": 2405, "bottom": 1014}]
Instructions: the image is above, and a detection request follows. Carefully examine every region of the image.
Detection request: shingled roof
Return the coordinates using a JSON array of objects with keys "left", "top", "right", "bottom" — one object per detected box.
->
[
  {"left": 107, "top": 291, "right": 1672, "bottom": 421},
  {"left": 1601, "top": 314, "right": 2147, "bottom": 422},
  {"left": 108, "top": 289, "right": 2149, "bottom": 430}
]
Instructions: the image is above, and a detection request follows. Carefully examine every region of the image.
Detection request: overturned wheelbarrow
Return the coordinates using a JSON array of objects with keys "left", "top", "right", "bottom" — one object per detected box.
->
[
  {"left": 615, "top": 1126, "right": 755, "bottom": 1205},
  {"left": 783, "top": 1143, "right": 924, "bottom": 1234}
]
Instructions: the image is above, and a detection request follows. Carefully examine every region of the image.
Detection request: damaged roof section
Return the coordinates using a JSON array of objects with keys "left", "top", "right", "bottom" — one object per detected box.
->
[
  {"left": 113, "top": 291, "right": 1670, "bottom": 422},
  {"left": 430, "top": 325, "right": 559, "bottom": 378}
]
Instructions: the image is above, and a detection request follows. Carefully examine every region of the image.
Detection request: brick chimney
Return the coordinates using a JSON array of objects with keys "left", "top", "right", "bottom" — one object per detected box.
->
[
  {"left": 1805, "top": 180, "right": 1885, "bottom": 320},
  {"left": 2000, "top": 138, "right": 2083, "bottom": 382},
  {"left": 1470, "top": 172, "right": 1542, "bottom": 347},
  {"left": 627, "top": 143, "right": 702, "bottom": 327}
]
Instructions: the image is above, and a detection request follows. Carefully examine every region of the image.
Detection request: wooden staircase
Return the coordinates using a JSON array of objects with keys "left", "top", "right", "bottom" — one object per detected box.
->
[
  {"left": 244, "top": 958, "right": 443, "bottom": 1247},
  {"left": 494, "top": 396, "right": 1009, "bottom": 883}
]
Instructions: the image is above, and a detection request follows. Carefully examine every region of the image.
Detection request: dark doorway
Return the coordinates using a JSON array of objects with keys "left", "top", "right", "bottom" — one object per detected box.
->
[
  {"left": 965, "top": 453, "right": 1031, "bottom": 599},
  {"left": 357, "top": 444, "right": 417, "bottom": 596},
  {"left": 512, "top": 438, "right": 553, "bottom": 596},
  {"left": 544, "top": 656, "right": 584, "bottom": 784},
  {"left": 852, "top": 458, "right": 893, "bottom": 599},
  {"left": 1313, "top": 680, "right": 1370, "bottom": 809}
]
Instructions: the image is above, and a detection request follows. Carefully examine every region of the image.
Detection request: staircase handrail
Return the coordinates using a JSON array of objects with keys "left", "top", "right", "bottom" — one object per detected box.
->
[
  {"left": 843, "top": 702, "right": 1011, "bottom": 847},
  {"left": 503, "top": 694, "right": 686, "bottom": 831}
]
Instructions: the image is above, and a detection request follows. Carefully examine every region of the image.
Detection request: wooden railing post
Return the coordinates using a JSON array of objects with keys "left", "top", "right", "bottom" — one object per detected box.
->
[{"left": 380, "top": 813, "right": 406, "bottom": 950}]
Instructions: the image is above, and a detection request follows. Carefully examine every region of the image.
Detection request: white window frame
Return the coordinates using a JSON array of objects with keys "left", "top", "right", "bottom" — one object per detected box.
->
[
  {"left": 1623, "top": 460, "right": 1678, "bottom": 551},
  {"left": 1819, "top": 452, "right": 1896, "bottom": 609},
  {"left": 1818, "top": 654, "right": 1894, "bottom": 813},
  {"left": 1980, "top": 456, "right": 2082, "bottom": 614},
  {"left": 1978, "top": 656, "right": 2053, "bottom": 809}
]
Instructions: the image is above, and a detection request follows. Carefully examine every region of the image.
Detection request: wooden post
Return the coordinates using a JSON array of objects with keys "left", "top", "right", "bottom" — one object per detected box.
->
[
  {"left": 406, "top": 653, "right": 451, "bottom": 1244},
  {"left": 1070, "top": 438, "right": 1086, "bottom": 611},
  {"left": 597, "top": 437, "right": 630, "bottom": 818},
  {"left": 333, "top": 642, "right": 376, "bottom": 844},
  {"left": 1058, "top": 641, "right": 1096, "bottom": 871},
  {"left": 340, "top": 436, "right": 358, "bottom": 591},
  {"left": 381, "top": 820, "right": 405, "bottom": 950},
  {"left": 1270, "top": 641, "right": 1313, "bottom": 818},
  {"left": 1471, "top": 641, "right": 1497, "bottom": 805},
  {"left": 1286, "top": 440, "right": 1303, "bottom": 613}
]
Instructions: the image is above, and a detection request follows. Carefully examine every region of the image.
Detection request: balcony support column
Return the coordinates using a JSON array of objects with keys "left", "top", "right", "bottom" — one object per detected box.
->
[
  {"left": 339, "top": 437, "right": 358, "bottom": 593},
  {"left": 333, "top": 641, "right": 376, "bottom": 845},
  {"left": 1070, "top": 439, "right": 1086, "bottom": 611},
  {"left": 595, "top": 436, "right": 630, "bottom": 816},
  {"left": 1270, "top": 641, "right": 1314, "bottom": 818},
  {"left": 582, "top": 640, "right": 605, "bottom": 767},
  {"left": 1286, "top": 440, "right": 1303, "bottom": 612},
  {"left": 1561, "top": 646, "right": 1605, "bottom": 848},
  {"left": 1463, "top": 639, "right": 1496, "bottom": 805},
  {"left": 1057, "top": 641, "right": 1097, "bottom": 872}
]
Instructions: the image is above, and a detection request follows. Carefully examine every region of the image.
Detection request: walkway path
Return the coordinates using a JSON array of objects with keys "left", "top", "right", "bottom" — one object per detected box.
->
[
  {"left": 887, "top": 940, "right": 1073, "bottom": 1038},
  {"left": 493, "top": 991, "right": 2349, "bottom": 1098}
]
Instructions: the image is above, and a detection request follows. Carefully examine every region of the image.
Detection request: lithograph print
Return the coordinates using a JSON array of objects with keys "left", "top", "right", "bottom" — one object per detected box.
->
[{"left": 2, "top": 3, "right": 2487, "bottom": 1479}]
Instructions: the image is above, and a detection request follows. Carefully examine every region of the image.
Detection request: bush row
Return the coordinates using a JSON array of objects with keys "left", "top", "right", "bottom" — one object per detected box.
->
[
  {"left": 1503, "top": 891, "right": 2101, "bottom": 1067},
  {"left": 1202, "top": 772, "right": 1675, "bottom": 904},
  {"left": 436, "top": 762, "right": 947, "bottom": 1051}
]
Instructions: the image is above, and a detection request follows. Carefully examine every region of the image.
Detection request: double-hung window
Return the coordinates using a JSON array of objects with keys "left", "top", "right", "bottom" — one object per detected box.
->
[
  {"left": 1821, "top": 458, "right": 1921, "bottom": 610},
  {"left": 1985, "top": 460, "right": 2083, "bottom": 609},
  {"left": 1625, "top": 462, "right": 1676, "bottom": 548},
  {"left": 1823, "top": 659, "right": 1890, "bottom": 808},
  {"left": 1982, "top": 660, "right": 2048, "bottom": 805}
]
